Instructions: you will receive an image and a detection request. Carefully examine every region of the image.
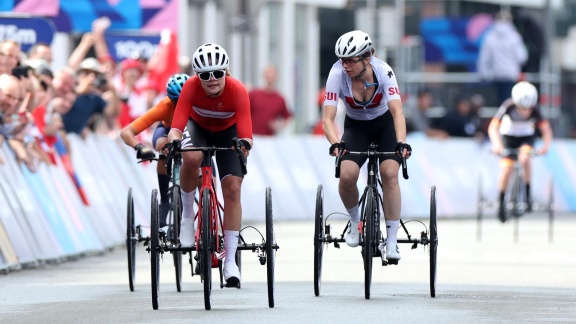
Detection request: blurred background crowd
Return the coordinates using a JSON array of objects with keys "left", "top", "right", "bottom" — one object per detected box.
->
[{"left": 1, "top": 0, "right": 575, "bottom": 174}]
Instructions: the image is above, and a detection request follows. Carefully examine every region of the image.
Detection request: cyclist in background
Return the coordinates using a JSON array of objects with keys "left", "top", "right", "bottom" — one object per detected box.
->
[
  {"left": 487, "top": 81, "right": 553, "bottom": 223},
  {"left": 323, "top": 30, "right": 412, "bottom": 263},
  {"left": 167, "top": 43, "right": 252, "bottom": 285},
  {"left": 120, "top": 73, "right": 190, "bottom": 226}
]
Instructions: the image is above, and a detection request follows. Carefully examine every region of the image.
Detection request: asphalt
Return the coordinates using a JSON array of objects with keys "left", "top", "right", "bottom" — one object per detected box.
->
[{"left": 0, "top": 213, "right": 575, "bottom": 323}]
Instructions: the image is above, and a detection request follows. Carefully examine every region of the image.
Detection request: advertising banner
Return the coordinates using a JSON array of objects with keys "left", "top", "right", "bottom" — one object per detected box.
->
[{"left": 0, "top": 16, "right": 56, "bottom": 51}]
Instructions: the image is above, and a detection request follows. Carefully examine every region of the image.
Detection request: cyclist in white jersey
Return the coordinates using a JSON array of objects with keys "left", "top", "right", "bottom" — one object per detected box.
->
[
  {"left": 323, "top": 30, "right": 411, "bottom": 262},
  {"left": 488, "top": 81, "right": 553, "bottom": 222}
]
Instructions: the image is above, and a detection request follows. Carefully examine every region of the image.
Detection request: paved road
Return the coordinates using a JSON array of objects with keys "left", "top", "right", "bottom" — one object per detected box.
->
[{"left": 1, "top": 214, "right": 576, "bottom": 323}]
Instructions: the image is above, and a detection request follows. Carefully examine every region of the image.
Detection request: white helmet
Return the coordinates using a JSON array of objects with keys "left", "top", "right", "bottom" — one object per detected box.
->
[
  {"left": 335, "top": 30, "right": 373, "bottom": 58},
  {"left": 511, "top": 81, "right": 538, "bottom": 109},
  {"left": 192, "top": 43, "right": 230, "bottom": 73}
]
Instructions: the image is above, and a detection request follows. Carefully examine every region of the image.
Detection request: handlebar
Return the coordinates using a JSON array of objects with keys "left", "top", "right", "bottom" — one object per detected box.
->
[
  {"left": 335, "top": 142, "right": 409, "bottom": 180},
  {"left": 164, "top": 138, "right": 247, "bottom": 177}
]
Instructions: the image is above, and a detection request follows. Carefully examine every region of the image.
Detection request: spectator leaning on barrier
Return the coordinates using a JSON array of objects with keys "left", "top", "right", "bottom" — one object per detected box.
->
[
  {"left": 477, "top": 10, "right": 528, "bottom": 106},
  {"left": 61, "top": 58, "right": 115, "bottom": 137},
  {"left": 27, "top": 42, "right": 53, "bottom": 65},
  {"left": 0, "top": 74, "right": 21, "bottom": 138},
  {"left": 249, "top": 65, "right": 292, "bottom": 136}
]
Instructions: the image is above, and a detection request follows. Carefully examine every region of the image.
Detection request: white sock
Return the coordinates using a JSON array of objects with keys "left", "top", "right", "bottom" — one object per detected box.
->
[
  {"left": 181, "top": 189, "right": 196, "bottom": 219},
  {"left": 386, "top": 219, "right": 400, "bottom": 247},
  {"left": 224, "top": 230, "right": 239, "bottom": 264},
  {"left": 346, "top": 205, "right": 360, "bottom": 223}
]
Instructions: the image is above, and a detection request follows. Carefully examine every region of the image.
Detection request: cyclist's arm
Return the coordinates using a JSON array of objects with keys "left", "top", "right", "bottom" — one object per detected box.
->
[
  {"left": 234, "top": 80, "right": 253, "bottom": 148},
  {"left": 323, "top": 66, "right": 342, "bottom": 145},
  {"left": 388, "top": 99, "right": 407, "bottom": 144},
  {"left": 121, "top": 98, "right": 170, "bottom": 148},
  {"left": 323, "top": 104, "right": 339, "bottom": 145},
  {"left": 487, "top": 118, "right": 503, "bottom": 149},
  {"left": 538, "top": 120, "right": 553, "bottom": 153}
]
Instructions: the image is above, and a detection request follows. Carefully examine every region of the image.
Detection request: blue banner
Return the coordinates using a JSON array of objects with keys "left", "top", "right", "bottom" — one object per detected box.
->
[
  {"left": 105, "top": 33, "right": 160, "bottom": 62},
  {"left": 0, "top": 17, "right": 56, "bottom": 52}
]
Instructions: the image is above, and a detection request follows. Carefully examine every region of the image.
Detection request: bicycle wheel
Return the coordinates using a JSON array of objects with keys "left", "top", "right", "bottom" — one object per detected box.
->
[
  {"left": 201, "top": 188, "right": 212, "bottom": 310},
  {"left": 126, "top": 188, "right": 136, "bottom": 292},
  {"left": 150, "top": 189, "right": 160, "bottom": 310},
  {"left": 313, "top": 184, "right": 324, "bottom": 297},
  {"left": 363, "top": 189, "right": 377, "bottom": 300},
  {"left": 265, "top": 187, "right": 275, "bottom": 308},
  {"left": 172, "top": 185, "right": 182, "bottom": 292},
  {"left": 235, "top": 236, "right": 242, "bottom": 289},
  {"left": 429, "top": 186, "right": 438, "bottom": 298}
]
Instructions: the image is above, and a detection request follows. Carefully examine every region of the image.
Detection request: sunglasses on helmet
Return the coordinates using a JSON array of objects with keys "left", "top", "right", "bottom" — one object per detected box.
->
[{"left": 198, "top": 70, "right": 226, "bottom": 81}]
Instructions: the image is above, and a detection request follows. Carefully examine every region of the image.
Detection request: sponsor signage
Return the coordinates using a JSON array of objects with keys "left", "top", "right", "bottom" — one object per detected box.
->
[
  {"left": 0, "top": 16, "right": 56, "bottom": 51},
  {"left": 105, "top": 33, "right": 160, "bottom": 62}
]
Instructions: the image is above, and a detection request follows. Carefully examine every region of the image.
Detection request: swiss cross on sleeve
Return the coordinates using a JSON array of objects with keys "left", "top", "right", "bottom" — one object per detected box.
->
[{"left": 387, "top": 70, "right": 393, "bottom": 78}]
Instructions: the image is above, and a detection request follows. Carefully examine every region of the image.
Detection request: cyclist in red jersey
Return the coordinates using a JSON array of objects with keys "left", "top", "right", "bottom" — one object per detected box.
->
[
  {"left": 121, "top": 73, "right": 189, "bottom": 226},
  {"left": 167, "top": 43, "right": 252, "bottom": 285}
]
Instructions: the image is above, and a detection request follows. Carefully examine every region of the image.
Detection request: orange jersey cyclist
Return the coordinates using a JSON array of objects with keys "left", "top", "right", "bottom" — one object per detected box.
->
[
  {"left": 167, "top": 43, "right": 252, "bottom": 285},
  {"left": 120, "top": 73, "right": 189, "bottom": 226},
  {"left": 323, "top": 30, "right": 412, "bottom": 263}
]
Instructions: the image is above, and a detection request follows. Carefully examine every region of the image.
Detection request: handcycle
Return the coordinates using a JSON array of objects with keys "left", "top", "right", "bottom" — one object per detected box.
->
[
  {"left": 313, "top": 142, "right": 438, "bottom": 299},
  {"left": 126, "top": 152, "right": 185, "bottom": 293},
  {"left": 477, "top": 148, "right": 554, "bottom": 241},
  {"left": 155, "top": 138, "right": 278, "bottom": 310}
]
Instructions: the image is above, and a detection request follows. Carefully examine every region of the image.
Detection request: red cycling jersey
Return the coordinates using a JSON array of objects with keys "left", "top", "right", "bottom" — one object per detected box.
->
[{"left": 172, "top": 75, "right": 253, "bottom": 139}]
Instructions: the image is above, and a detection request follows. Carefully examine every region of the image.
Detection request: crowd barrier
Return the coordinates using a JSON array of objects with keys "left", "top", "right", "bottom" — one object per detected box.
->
[{"left": 1, "top": 133, "right": 574, "bottom": 271}]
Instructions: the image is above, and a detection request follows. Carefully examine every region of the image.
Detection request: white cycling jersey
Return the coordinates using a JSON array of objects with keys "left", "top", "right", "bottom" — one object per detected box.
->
[{"left": 324, "top": 56, "right": 401, "bottom": 121}]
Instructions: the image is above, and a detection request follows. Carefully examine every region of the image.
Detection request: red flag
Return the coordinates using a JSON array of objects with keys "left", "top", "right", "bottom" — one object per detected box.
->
[{"left": 147, "top": 29, "right": 180, "bottom": 94}]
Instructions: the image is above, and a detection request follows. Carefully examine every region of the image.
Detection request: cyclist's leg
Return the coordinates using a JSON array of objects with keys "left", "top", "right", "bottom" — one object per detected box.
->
[
  {"left": 179, "top": 120, "right": 204, "bottom": 246},
  {"left": 518, "top": 136, "right": 536, "bottom": 210},
  {"left": 153, "top": 124, "right": 170, "bottom": 226},
  {"left": 498, "top": 135, "right": 519, "bottom": 221},
  {"left": 340, "top": 116, "right": 369, "bottom": 247},
  {"left": 376, "top": 112, "right": 402, "bottom": 260},
  {"left": 212, "top": 125, "right": 243, "bottom": 282}
]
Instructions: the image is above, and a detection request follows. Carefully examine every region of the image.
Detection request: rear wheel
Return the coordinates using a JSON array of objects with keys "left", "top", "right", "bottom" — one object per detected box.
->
[
  {"left": 363, "top": 189, "right": 377, "bottom": 300},
  {"left": 126, "top": 188, "right": 136, "bottom": 292},
  {"left": 150, "top": 189, "right": 160, "bottom": 310},
  {"left": 201, "top": 188, "right": 212, "bottom": 310},
  {"left": 429, "top": 186, "right": 438, "bottom": 298},
  {"left": 313, "top": 185, "right": 324, "bottom": 297},
  {"left": 265, "top": 187, "right": 275, "bottom": 308},
  {"left": 172, "top": 186, "right": 182, "bottom": 292}
]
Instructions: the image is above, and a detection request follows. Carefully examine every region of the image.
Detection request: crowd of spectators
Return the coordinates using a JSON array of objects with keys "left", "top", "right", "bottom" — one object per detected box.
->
[{"left": 0, "top": 18, "right": 189, "bottom": 175}]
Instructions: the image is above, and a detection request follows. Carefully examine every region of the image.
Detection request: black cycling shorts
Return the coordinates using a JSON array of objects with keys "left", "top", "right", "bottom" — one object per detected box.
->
[
  {"left": 181, "top": 119, "right": 244, "bottom": 180},
  {"left": 341, "top": 111, "right": 401, "bottom": 167}
]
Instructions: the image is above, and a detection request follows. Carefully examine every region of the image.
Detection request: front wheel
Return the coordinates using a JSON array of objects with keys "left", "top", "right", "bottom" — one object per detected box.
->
[
  {"left": 201, "top": 188, "right": 212, "bottom": 310},
  {"left": 172, "top": 186, "right": 182, "bottom": 292},
  {"left": 126, "top": 188, "right": 136, "bottom": 292},
  {"left": 150, "top": 189, "right": 160, "bottom": 310},
  {"left": 363, "top": 190, "right": 378, "bottom": 300},
  {"left": 429, "top": 186, "right": 438, "bottom": 298},
  {"left": 265, "top": 187, "right": 275, "bottom": 308},
  {"left": 313, "top": 185, "right": 324, "bottom": 297}
]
